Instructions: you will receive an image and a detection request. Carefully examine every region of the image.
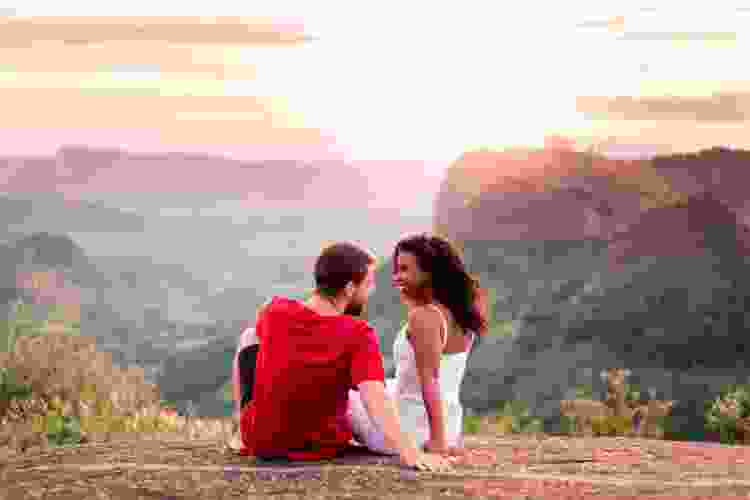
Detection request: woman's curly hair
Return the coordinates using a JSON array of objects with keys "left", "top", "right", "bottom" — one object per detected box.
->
[{"left": 392, "top": 233, "right": 488, "bottom": 337}]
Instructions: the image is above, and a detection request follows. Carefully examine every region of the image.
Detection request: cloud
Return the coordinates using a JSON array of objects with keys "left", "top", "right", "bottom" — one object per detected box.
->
[
  {"left": 0, "top": 16, "right": 315, "bottom": 47},
  {"left": 576, "top": 93, "right": 750, "bottom": 123},
  {"left": 0, "top": 89, "right": 279, "bottom": 126},
  {"left": 0, "top": 44, "right": 259, "bottom": 78}
]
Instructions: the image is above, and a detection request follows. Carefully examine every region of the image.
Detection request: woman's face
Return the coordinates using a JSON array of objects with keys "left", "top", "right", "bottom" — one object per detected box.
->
[{"left": 393, "top": 250, "right": 429, "bottom": 302}]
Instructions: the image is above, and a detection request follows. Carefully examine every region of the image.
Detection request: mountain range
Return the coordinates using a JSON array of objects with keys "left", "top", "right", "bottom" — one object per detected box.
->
[
  {"left": 0, "top": 146, "right": 435, "bottom": 415},
  {"left": 371, "top": 145, "right": 750, "bottom": 441}
]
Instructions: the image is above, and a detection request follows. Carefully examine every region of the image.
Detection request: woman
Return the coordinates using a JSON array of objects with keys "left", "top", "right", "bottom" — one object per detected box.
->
[{"left": 347, "top": 233, "right": 488, "bottom": 456}]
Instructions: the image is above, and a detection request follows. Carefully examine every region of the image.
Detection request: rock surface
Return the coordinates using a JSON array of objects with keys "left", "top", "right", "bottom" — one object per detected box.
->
[{"left": 4, "top": 433, "right": 750, "bottom": 499}]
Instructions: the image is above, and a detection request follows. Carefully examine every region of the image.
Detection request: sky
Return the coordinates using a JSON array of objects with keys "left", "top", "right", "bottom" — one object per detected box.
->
[{"left": 0, "top": 2, "right": 748, "bottom": 181}]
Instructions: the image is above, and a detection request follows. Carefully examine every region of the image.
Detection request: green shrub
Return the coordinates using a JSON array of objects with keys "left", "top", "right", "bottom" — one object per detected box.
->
[
  {"left": 624, "top": 383, "right": 641, "bottom": 403},
  {"left": 559, "top": 415, "right": 577, "bottom": 435},
  {"left": 46, "top": 415, "right": 84, "bottom": 447},
  {"left": 496, "top": 399, "right": 530, "bottom": 419},
  {"left": 0, "top": 366, "right": 33, "bottom": 418},
  {"left": 705, "top": 383, "right": 750, "bottom": 445},
  {"left": 463, "top": 414, "right": 482, "bottom": 435},
  {"left": 492, "top": 400, "right": 546, "bottom": 434},
  {"left": 574, "top": 384, "right": 594, "bottom": 399},
  {"left": 514, "top": 416, "right": 543, "bottom": 434}
]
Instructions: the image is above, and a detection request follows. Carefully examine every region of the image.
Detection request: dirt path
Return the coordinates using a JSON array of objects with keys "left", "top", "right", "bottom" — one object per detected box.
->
[{"left": 3, "top": 433, "right": 750, "bottom": 499}]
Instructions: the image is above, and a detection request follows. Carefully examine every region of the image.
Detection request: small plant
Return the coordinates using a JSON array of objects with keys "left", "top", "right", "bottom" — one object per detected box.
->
[
  {"left": 497, "top": 399, "right": 530, "bottom": 419},
  {"left": 574, "top": 384, "right": 594, "bottom": 399},
  {"left": 463, "top": 414, "right": 482, "bottom": 435},
  {"left": 705, "top": 383, "right": 750, "bottom": 445},
  {"left": 559, "top": 415, "right": 577, "bottom": 435},
  {"left": 514, "top": 416, "right": 544, "bottom": 434},
  {"left": 624, "top": 383, "right": 642, "bottom": 403},
  {"left": 47, "top": 415, "right": 83, "bottom": 447},
  {"left": 0, "top": 366, "right": 33, "bottom": 419},
  {"left": 590, "top": 415, "right": 633, "bottom": 436},
  {"left": 494, "top": 400, "right": 544, "bottom": 434}
]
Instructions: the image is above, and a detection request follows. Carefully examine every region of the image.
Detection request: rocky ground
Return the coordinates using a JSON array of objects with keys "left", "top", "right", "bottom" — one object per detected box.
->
[{"left": 3, "top": 425, "right": 750, "bottom": 499}]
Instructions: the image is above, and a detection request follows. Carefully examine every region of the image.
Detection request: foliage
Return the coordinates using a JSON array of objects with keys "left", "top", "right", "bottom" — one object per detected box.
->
[
  {"left": 463, "top": 414, "right": 482, "bottom": 435},
  {"left": 624, "top": 383, "right": 641, "bottom": 402},
  {"left": 222, "top": 379, "right": 234, "bottom": 402},
  {"left": 2, "top": 329, "right": 167, "bottom": 450},
  {"left": 488, "top": 319, "right": 514, "bottom": 339},
  {"left": 494, "top": 400, "right": 543, "bottom": 434},
  {"left": 574, "top": 384, "right": 594, "bottom": 399},
  {"left": 559, "top": 415, "right": 577, "bottom": 435},
  {"left": 45, "top": 415, "right": 83, "bottom": 447},
  {"left": 160, "top": 399, "right": 178, "bottom": 409},
  {"left": 590, "top": 415, "right": 633, "bottom": 436},
  {"left": 704, "top": 383, "right": 750, "bottom": 445},
  {"left": 0, "top": 366, "right": 33, "bottom": 416},
  {"left": 497, "top": 399, "right": 529, "bottom": 418},
  {"left": 1, "top": 301, "right": 81, "bottom": 355},
  {"left": 462, "top": 400, "right": 545, "bottom": 435}
]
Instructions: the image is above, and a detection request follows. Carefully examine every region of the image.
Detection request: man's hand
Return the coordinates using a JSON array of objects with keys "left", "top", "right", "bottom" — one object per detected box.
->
[
  {"left": 423, "top": 438, "right": 450, "bottom": 455},
  {"left": 358, "top": 381, "right": 452, "bottom": 473}
]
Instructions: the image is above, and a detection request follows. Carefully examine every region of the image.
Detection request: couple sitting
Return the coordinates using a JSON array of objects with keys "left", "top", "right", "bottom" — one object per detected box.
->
[{"left": 230, "top": 233, "right": 488, "bottom": 471}]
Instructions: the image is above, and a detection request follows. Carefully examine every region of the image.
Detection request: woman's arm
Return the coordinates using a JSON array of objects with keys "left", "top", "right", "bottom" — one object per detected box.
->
[{"left": 407, "top": 306, "right": 448, "bottom": 451}]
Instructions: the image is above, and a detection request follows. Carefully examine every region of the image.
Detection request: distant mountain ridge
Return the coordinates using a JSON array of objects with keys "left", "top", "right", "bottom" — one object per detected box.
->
[
  {"left": 0, "top": 145, "right": 438, "bottom": 415},
  {"left": 367, "top": 145, "right": 750, "bottom": 440},
  {"left": 0, "top": 145, "right": 379, "bottom": 210}
]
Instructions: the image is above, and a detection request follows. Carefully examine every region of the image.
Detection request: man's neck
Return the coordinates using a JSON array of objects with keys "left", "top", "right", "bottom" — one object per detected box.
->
[{"left": 305, "top": 293, "right": 343, "bottom": 315}]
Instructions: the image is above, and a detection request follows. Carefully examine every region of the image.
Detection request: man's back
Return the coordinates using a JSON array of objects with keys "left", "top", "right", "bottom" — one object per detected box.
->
[{"left": 240, "top": 296, "right": 385, "bottom": 460}]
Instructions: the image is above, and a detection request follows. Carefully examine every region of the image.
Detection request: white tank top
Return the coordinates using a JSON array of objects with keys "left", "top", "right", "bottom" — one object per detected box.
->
[{"left": 392, "top": 304, "right": 473, "bottom": 406}]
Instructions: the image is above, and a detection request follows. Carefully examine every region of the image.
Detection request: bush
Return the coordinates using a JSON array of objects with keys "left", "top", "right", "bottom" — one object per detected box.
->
[
  {"left": 0, "top": 364, "right": 33, "bottom": 419},
  {"left": 559, "top": 415, "right": 577, "bottom": 435},
  {"left": 463, "top": 414, "right": 482, "bottom": 435},
  {"left": 1, "top": 329, "right": 169, "bottom": 450},
  {"left": 494, "top": 400, "right": 544, "bottom": 434},
  {"left": 574, "top": 384, "right": 594, "bottom": 399},
  {"left": 704, "top": 383, "right": 750, "bottom": 445},
  {"left": 624, "top": 383, "right": 642, "bottom": 403},
  {"left": 591, "top": 415, "right": 633, "bottom": 436}
]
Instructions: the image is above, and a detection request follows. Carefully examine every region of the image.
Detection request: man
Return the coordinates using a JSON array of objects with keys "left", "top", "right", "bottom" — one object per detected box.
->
[{"left": 235, "top": 242, "right": 451, "bottom": 471}]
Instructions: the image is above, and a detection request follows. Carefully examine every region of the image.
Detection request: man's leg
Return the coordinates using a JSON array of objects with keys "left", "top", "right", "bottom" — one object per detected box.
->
[
  {"left": 228, "top": 345, "right": 260, "bottom": 451},
  {"left": 238, "top": 345, "right": 260, "bottom": 408}
]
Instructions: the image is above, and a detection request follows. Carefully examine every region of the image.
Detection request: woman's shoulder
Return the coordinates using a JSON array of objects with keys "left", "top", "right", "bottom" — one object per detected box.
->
[{"left": 405, "top": 304, "right": 445, "bottom": 337}]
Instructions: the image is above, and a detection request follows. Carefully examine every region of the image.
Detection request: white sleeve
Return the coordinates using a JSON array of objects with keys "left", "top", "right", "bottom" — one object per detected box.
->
[{"left": 239, "top": 326, "right": 260, "bottom": 347}]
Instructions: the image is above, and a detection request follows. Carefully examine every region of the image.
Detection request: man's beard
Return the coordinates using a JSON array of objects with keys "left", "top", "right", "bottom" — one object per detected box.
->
[{"left": 345, "top": 300, "right": 366, "bottom": 318}]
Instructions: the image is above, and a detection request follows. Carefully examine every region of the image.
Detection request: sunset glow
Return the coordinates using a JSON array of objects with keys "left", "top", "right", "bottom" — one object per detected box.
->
[{"left": 0, "top": 3, "right": 748, "bottom": 180}]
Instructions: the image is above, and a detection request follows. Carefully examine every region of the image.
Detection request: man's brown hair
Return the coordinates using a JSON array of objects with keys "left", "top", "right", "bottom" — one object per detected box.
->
[{"left": 314, "top": 242, "right": 376, "bottom": 298}]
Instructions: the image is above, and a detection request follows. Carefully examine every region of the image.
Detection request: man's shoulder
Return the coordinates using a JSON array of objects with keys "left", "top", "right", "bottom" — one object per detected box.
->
[
  {"left": 329, "top": 316, "right": 377, "bottom": 344},
  {"left": 257, "top": 296, "right": 289, "bottom": 316},
  {"left": 333, "top": 314, "right": 372, "bottom": 331}
]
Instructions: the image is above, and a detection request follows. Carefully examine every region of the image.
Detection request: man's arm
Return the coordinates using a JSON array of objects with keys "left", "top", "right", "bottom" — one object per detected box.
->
[
  {"left": 350, "top": 323, "right": 449, "bottom": 471},
  {"left": 358, "top": 380, "right": 419, "bottom": 466}
]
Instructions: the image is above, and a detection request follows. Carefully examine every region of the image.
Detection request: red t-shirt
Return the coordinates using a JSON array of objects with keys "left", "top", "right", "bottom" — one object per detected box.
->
[{"left": 239, "top": 296, "right": 385, "bottom": 460}]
